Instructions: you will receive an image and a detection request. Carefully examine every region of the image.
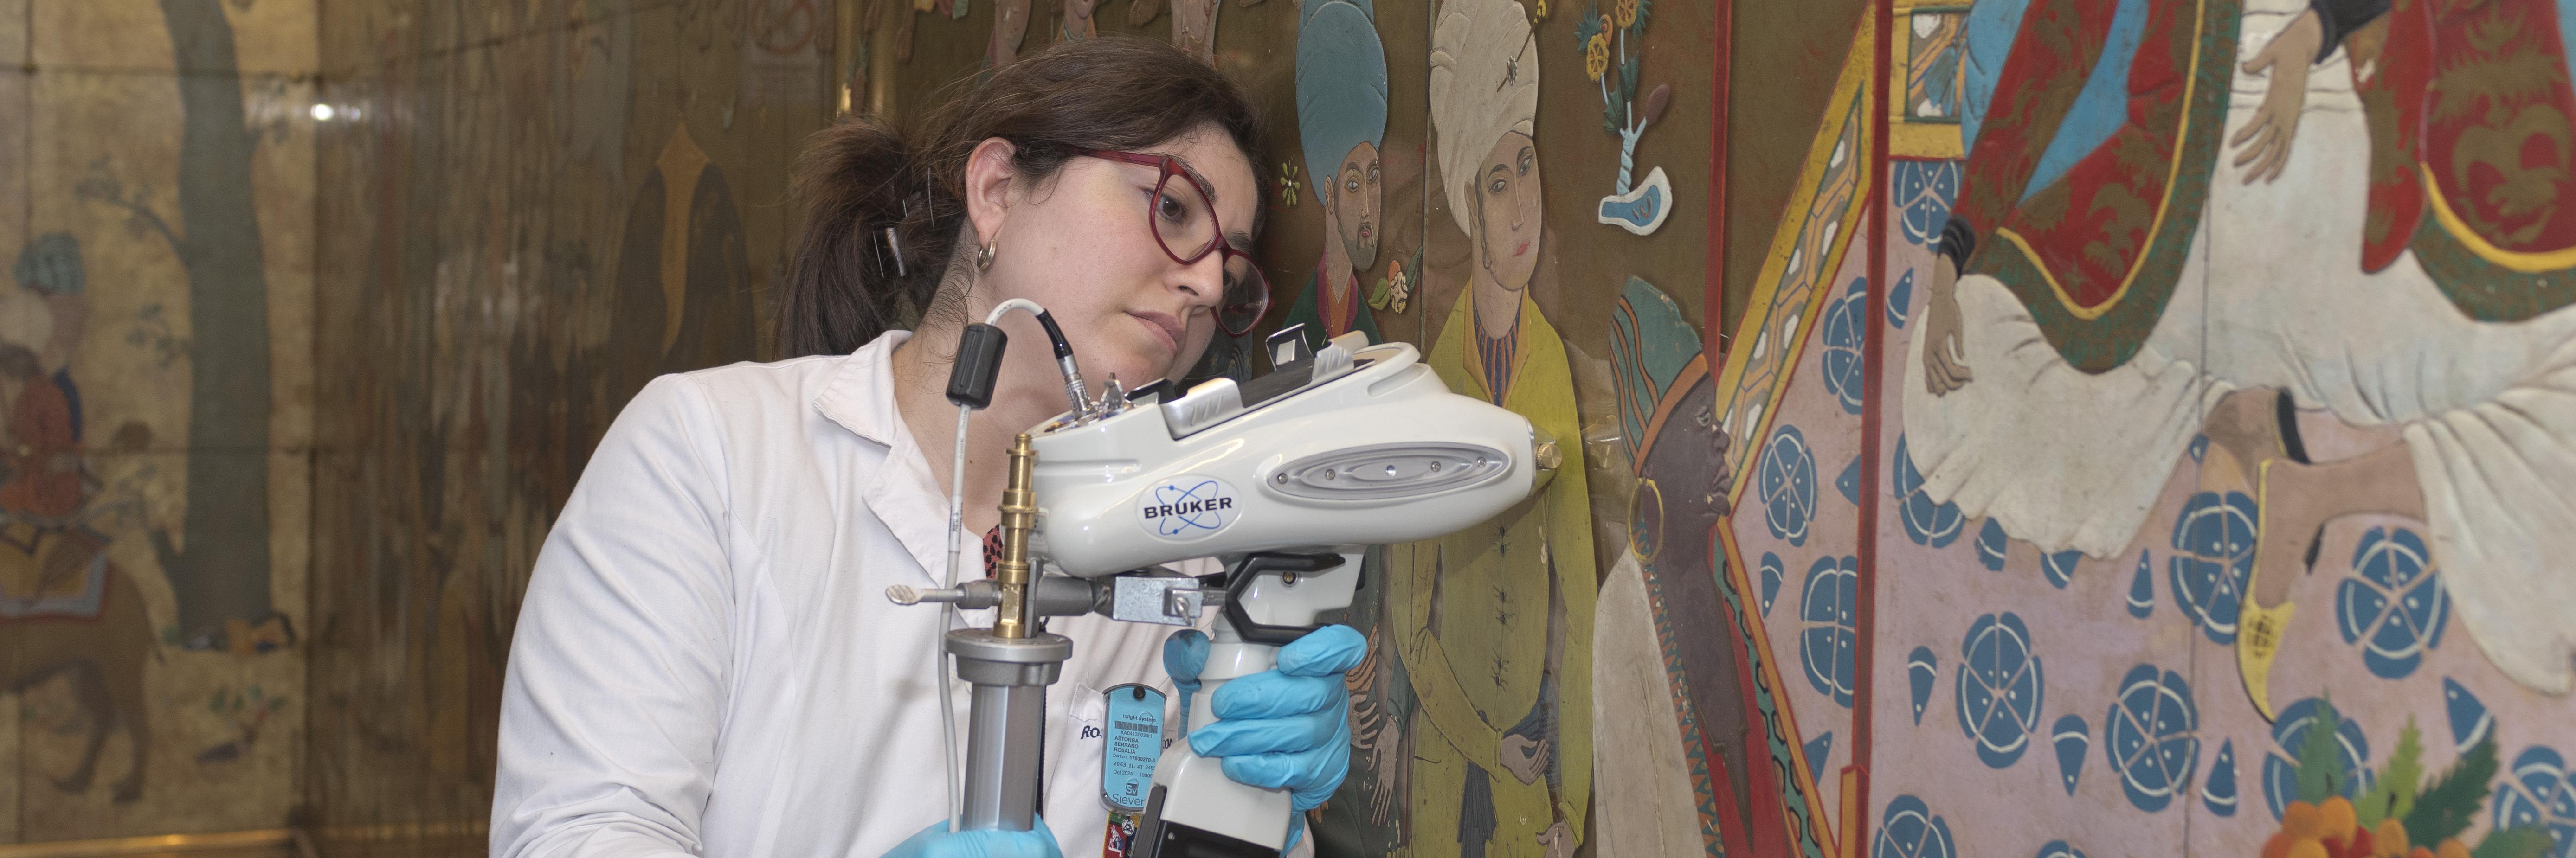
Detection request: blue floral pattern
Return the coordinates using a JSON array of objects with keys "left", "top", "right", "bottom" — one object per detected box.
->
[
  {"left": 2042, "top": 550, "right": 2081, "bottom": 589},
  {"left": 1896, "top": 160, "right": 1962, "bottom": 247},
  {"left": 2262, "top": 698, "right": 2374, "bottom": 820},
  {"left": 2106, "top": 664, "right": 2200, "bottom": 812},
  {"left": 2170, "top": 491, "right": 2256, "bottom": 644},
  {"left": 1760, "top": 551, "right": 1787, "bottom": 617},
  {"left": 1895, "top": 435, "right": 1965, "bottom": 547},
  {"left": 1802, "top": 555, "right": 1861, "bottom": 708},
  {"left": 1909, "top": 646, "right": 1939, "bottom": 725},
  {"left": 1889, "top": 268, "right": 1916, "bottom": 329},
  {"left": 2493, "top": 746, "right": 2576, "bottom": 858},
  {"left": 2336, "top": 526, "right": 2451, "bottom": 679},
  {"left": 1820, "top": 277, "right": 1868, "bottom": 415},
  {"left": 2054, "top": 714, "right": 2091, "bottom": 795},
  {"left": 1977, "top": 519, "right": 2009, "bottom": 571},
  {"left": 1762, "top": 424, "right": 1819, "bottom": 547},
  {"left": 1958, "top": 612, "right": 2045, "bottom": 768},
  {"left": 1876, "top": 795, "right": 1958, "bottom": 858},
  {"left": 2035, "top": 842, "right": 2089, "bottom": 858}
]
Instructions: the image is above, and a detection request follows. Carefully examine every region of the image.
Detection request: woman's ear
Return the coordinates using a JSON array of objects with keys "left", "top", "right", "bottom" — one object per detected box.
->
[{"left": 962, "top": 137, "right": 1019, "bottom": 247}]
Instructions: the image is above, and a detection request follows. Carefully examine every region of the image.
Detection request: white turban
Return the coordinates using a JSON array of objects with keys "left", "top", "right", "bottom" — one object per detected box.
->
[{"left": 1428, "top": 0, "right": 1538, "bottom": 236}]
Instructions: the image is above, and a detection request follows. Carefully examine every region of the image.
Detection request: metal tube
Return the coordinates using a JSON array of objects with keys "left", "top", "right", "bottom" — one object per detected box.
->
[
  {"left": 960, "top": 683, "right": 1047, "bottom": 830},
  {"left": 993, "top": 433, "right": 1039, "bottom": 638}
]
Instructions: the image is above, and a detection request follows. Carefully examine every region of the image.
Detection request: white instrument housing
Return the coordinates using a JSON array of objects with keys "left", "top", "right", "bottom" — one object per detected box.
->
[{"left": 1026, "top": 339, "right": 1536, "bottom": 578}]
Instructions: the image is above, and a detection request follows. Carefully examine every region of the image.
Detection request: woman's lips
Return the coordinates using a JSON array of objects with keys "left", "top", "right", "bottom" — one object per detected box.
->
[
  {"left": 1512, "top": 239, "right": 1532, "bottom": 257},
  {"left": 1130, "top": 311, "right": 1182, "bottom": 357}
]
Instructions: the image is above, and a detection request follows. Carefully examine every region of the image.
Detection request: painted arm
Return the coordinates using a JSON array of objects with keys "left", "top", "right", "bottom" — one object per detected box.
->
[
  {"left": 1390, "top": 537, "right": 1510, "bottom": 774},
  {"left": 1939, "top": 0, "right": 2125, "bottom": 272}
]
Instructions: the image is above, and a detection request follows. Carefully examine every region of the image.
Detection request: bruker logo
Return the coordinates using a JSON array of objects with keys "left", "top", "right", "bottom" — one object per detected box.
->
[{"left": 1140, "top": 476, "right": 1237, "bottom": 540}]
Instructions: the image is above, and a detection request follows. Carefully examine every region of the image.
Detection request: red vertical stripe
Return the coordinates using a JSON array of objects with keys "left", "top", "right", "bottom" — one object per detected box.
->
[{"left": 1853, "top": 0, "right": 1893, "bottom": 854}]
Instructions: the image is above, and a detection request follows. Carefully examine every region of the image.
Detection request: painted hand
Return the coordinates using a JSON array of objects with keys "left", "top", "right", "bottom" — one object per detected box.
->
[
  {"left": 877, "top": 818, "right": 1063, "bottom": 858},
  {"left": 1921, "top": 255, "right": 1974, "bottom": 396},
  {"left": 2232, "top": 10, "right": 2322, "bottom": 184},
  {"left": 1164, "top": 626, "right": 1366, "bottom": 811},
  {"left": 1498, "top": 733, "right": 1550, "bottom": 785},
  {"left": 1538, "top": 820, "right": 1574, "bottom": 858}
]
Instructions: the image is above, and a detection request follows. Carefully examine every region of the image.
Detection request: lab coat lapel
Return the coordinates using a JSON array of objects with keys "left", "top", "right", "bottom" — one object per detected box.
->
[{"left": 812, "top": 332, "right": 952, "bottom": 586}]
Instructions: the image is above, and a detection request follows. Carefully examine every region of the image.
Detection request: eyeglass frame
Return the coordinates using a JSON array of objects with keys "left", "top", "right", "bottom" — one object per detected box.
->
[{"left": 1076, "top": 149, "right": 1269, "bottom": 337}]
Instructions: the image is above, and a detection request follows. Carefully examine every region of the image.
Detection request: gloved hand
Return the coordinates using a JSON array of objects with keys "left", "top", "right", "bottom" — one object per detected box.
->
[
  {"left": 878, "top": 818, "right": 1063, "bottom": 858},
  {"left": 1163, "top": 624, "right": 1368, "bottom": 846}
]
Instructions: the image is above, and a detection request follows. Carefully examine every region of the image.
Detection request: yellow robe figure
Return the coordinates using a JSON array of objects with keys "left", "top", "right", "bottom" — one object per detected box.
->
[{"left": 1389, "top": 288, "right": 1594, "bottom": 858}]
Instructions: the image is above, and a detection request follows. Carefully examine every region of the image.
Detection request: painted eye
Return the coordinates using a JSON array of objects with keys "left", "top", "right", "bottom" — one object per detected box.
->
[{"left": 1488, "top": 177, "right": 1507, "bottom": 194}]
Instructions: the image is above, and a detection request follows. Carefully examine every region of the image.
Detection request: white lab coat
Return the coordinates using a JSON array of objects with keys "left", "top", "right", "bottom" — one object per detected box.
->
[{"left": 491, "top": 330, "right": 1208, "bottom": 858}]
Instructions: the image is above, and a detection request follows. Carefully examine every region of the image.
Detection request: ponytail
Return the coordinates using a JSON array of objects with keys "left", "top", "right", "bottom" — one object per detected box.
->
[
  {"left": 776, "top": 36, "right": 1266, "bottom": 359},
  {"left": 777, "top": 120, "right": 966, "bottom": 358}
]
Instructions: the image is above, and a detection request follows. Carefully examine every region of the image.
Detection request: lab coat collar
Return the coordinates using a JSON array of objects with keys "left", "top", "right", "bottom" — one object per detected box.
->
[{"left": 812, "top": 330, "right": 953, "bottom": 584}]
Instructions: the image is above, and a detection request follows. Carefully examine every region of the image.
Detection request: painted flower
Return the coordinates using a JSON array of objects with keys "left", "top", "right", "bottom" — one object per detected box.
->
[
  {"left": 1614, "top": 0, "right": 1638, "bottom": 28},
  {"left": 1876, "top": 796, "right": 1957, "bottom": 858},
  {"left": 1958, "top": 612, "right": 2044, "bottom": 768},
  {"left": 1585, "top": 32, "right": 1610, "bottom": 81},
  {"left": 1759, "top": 424, "right": 1817, "bottom": 547},
  {"left": 1819, "top": 277, "right": 1868, "bottom": 415},
  {"left": 1801, "top": 555, "right": 1860, "bottom": 708},
  {"left": 2335, "top": 525, "right": 2450, "bottom": 679},
  {"left": 2106, "top": 664, "right": 2200, "bottom": 813}
]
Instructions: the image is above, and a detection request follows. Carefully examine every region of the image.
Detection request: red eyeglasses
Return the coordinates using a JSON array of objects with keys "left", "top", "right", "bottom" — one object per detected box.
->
[{"left": 1079, "top": 150, "right": 1269, "bottom": 337}]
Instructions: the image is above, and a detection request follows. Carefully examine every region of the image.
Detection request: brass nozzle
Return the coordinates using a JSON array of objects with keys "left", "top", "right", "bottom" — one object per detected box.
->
[
  {"left": 1530, "top": 427, "right": 1563, "bottom": 493},
  {"left": 993, "top": 433, "right": 1039, "bottom": 638}
]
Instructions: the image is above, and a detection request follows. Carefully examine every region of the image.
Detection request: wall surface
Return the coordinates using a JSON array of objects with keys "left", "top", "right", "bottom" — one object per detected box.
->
[
  {"left": 1, "top": 0, "right": 317, "bottom": 842},
  {"left": 302, "top": 0, "right": 835, "bottom": 844}
]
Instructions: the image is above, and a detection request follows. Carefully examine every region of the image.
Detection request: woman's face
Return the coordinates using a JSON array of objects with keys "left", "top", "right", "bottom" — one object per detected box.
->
[
  {"left": 1472, "top": 130, "right": 1541, "bottom": 291},
  {"left": 982, "top": 124, "right": 1260, "bottom": 390},
  {"left": 1333, "top": 141, "right": 1382, "bottom": 270}
]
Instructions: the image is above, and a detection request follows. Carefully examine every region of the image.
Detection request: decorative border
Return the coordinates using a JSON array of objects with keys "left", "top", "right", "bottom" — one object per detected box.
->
[
  {"left": 1710, "top": 9, "right": 1876, "bottom": 518},
  {"left": 1713, "top": 522, "right": 1839, "bottom": 858}
]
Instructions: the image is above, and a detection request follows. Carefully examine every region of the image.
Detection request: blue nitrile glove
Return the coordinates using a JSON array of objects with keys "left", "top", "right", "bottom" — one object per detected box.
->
[
  {"left": 879, "top": 818, "right": 1063, "bottom": 858},
  {"left": 1162, "top": 624, "right": 1367, "bottom": 846}
]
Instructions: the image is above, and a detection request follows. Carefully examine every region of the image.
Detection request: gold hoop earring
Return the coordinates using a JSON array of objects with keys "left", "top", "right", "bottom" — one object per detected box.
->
[{"left": 976, "top": 228, "right": 1000, "bottom": 271}]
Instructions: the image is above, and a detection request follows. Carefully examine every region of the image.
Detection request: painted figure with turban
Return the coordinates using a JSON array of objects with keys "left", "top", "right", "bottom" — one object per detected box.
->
[
  {"left": 1279, "top": 0, "right": 1390, "bottom": 355},
  {"left": 1384, "top": 0, "right": 1594, "bottom": 854}
]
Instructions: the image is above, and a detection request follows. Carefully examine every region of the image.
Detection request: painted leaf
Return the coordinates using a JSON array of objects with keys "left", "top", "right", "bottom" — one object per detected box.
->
[{"left": 2405, "top": 737, "right": 2500, "bottom": 847}]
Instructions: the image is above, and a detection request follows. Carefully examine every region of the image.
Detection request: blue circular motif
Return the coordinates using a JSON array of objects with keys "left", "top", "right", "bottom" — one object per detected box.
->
[
  {"left": 2261, "top": 697, "right": 2374, "bottom": 820},
  {"left": 1821, "top": 277, "right": 1869, "bottom": 415},
  {"left": 2168, "top": 491, "right": 2256, "bottom": 645},
  {"left": 1802, "top": 556, "right": 1861, "bottom": 708},
  {"left": 2035, "top": 841, "right": 2089, "bottom": 858},
  {"left": 2106, "top": 664, "right": 2200, "bottom": 812},
  {"left": 2336, "top": 526, "right": 2450, "bottom": 679},
  {"left": 1762, "top": 425, "right": 1819, "bottom": 548},
  {"left": 2493, "top": 747, "right": 2576, "bottom": 858},
  {"left": 1895, "top": 161, "right": 1962, "bottom": 247},
  {"left": 1894, "top": 435, "right": 1965, "bottom": 548},
  {"left": 1876, "top": 795, "right": 1957, "bottom": 858},
  {"left": 1957, "top": 612, "right": 2045, "bottom": 768}
]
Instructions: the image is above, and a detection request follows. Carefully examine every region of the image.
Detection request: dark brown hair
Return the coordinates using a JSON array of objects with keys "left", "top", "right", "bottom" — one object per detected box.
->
[{"left": 777, "top": 37, "right": 1267, "bottom": 359}]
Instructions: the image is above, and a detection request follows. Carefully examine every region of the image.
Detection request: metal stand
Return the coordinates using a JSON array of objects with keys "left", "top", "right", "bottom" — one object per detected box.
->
[{"left": 946, "top": 629, "right": 1070, "bottom": 829}]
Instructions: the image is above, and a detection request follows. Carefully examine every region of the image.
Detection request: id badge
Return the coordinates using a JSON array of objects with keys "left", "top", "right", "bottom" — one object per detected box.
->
[{"left": 1100, "top": 683, "right": 1167, "bottom": 812}]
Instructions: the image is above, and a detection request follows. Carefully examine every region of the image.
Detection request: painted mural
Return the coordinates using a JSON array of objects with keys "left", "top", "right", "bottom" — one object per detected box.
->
[
  {"left": 2, "top": 0, "right": 316, "bottom": 841},
  {"left": 1642, "top": 0, "right": 2576, "bottom": 856}
]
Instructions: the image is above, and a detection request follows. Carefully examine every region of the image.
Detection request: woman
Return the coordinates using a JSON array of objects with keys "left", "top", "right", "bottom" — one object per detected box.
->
[{"left": 491, "top": 38, "right": 1362, "bottom": 858}]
